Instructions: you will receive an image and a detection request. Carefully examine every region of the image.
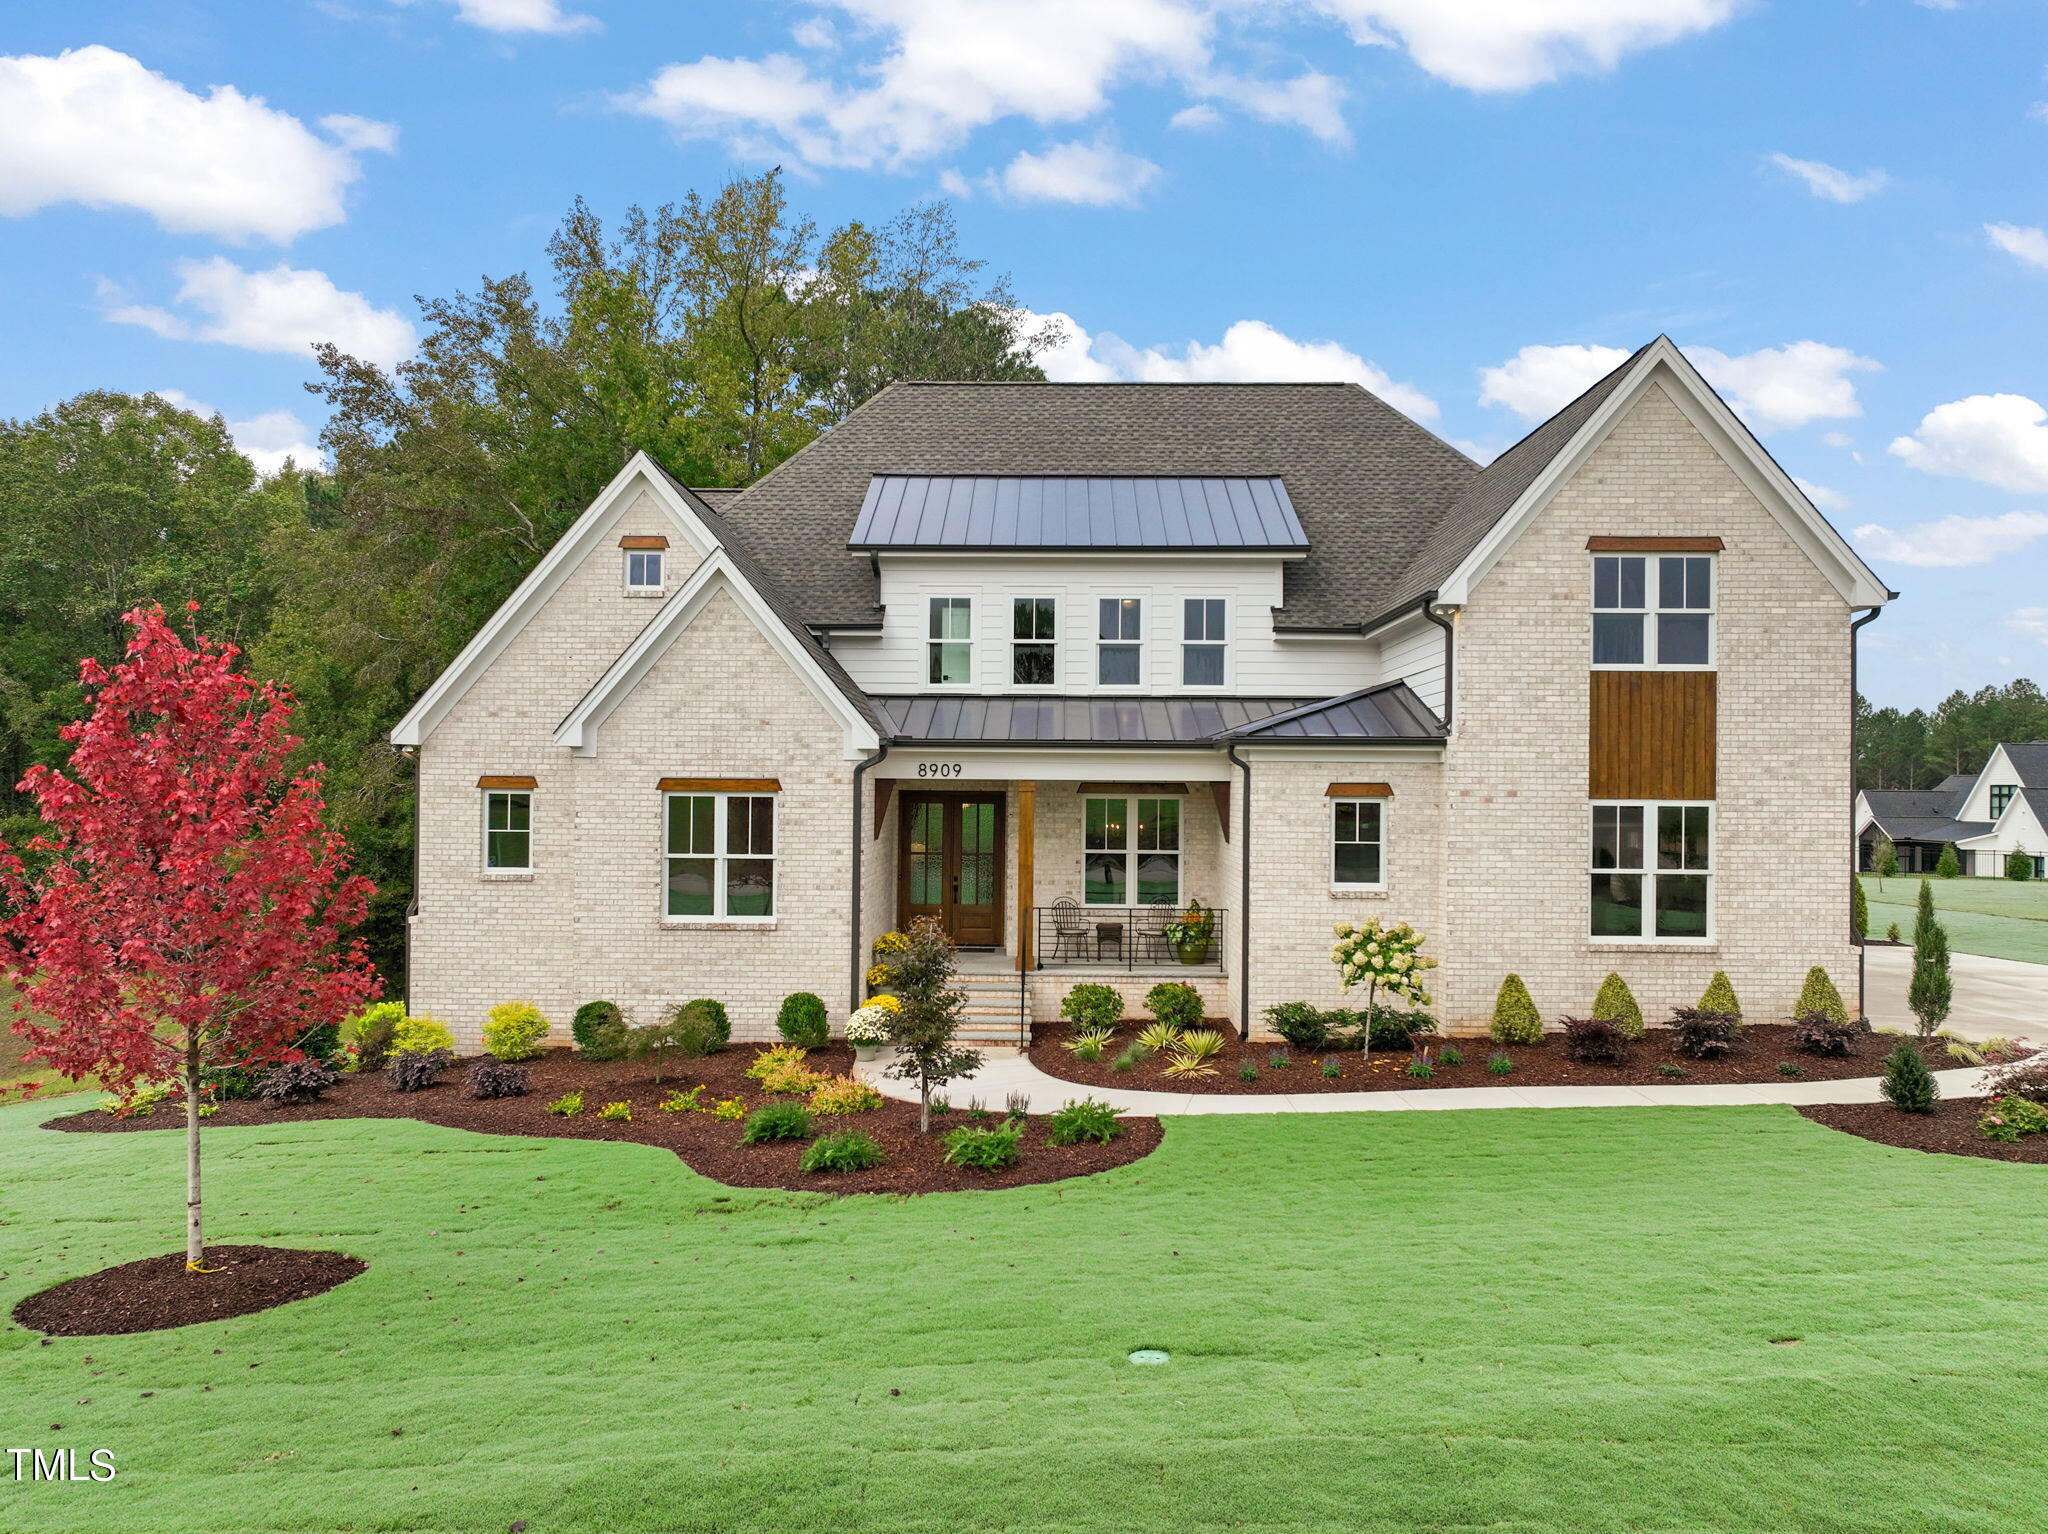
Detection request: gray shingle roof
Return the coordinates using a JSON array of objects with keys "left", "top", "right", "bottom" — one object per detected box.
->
[
  {"left": 2002, "top": 742, "right": 2048, "bottom": 788},
  {"left": 1869, "top": 816, "right": 1996, "bottom": 844},
  {"left": 849, "top": 475, "right": 1308, "bottom": 550},
  {"left": 711, "top": 382, "right": 1478, "bottom": 631}
]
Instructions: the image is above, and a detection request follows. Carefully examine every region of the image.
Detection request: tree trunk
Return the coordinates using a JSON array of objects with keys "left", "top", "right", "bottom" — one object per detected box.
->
[
  {"left": 184, "top": 1044, "right": 205, "bottom": 1272},
  {"left": 919, "top": 1079, "right": 929, "bottom": 1135}
]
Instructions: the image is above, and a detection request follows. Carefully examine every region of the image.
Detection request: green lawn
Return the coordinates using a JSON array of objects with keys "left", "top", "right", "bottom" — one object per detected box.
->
[
  {"left": 0, "top": 981, "right": 97, "bottom": 1101},
  {"left": 1861, "top": 874, "right": 2048, "bottom": 963},
  {"left": 5, "top": 1103, "right": 2048, "bottom": 1532}
]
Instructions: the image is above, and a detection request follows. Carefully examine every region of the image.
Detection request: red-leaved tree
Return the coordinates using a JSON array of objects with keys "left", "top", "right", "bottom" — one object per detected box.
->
[{"left": 0, "top": 604, "right": 379, "bottom": 1272}]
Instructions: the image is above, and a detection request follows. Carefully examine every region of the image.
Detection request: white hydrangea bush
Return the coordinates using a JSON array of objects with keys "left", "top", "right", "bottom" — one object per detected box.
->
[{"left": 1329, "top": 917, "right": 1437, "bottom": 1016}]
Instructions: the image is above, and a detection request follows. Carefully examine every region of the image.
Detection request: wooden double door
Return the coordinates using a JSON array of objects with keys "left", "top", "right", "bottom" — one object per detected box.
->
[{"left": 898, "top": 791, "right": 1005, "bottom": 948}]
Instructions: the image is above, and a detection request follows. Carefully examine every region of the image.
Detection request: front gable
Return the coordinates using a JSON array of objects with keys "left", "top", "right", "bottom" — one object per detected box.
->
[{"left": 1955, "top": 745, "right": 2019, "bottom": 825}]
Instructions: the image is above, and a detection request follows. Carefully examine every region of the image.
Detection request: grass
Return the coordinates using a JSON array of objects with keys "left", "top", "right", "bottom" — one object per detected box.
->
[
  {"left": 1861, "top": 874, "right": 2048, "bottom": 963},
  {"left": 0, "top": 980, "right": 97, "bottom": 1100},
  {"left": 5, "top": 1101, "right": 2048, "bottom": 1533}
]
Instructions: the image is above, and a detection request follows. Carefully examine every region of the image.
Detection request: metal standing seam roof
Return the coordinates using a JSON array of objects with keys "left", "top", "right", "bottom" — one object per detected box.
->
[
  {"left": 848, "top": 475, "right": 1309, "bottom": 550},
  {"left": 873, "top": 684, "right": 1445, "bottom": 746},
  {"left": 1224, "top": 683, "right": 1447, "bottom": 741}
]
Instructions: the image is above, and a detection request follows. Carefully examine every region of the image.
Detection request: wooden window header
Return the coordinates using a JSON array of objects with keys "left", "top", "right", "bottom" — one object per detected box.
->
[
  {"left": 1074, "top": 782, "right": 1190, "bottom": 796},
  {"left": 658, "top": 777, "right": 780, "bottom": 793},
  {"left": 477, "top": 775, "right": 537, "bottom": 790},
  {"left": 619, "top": 535, "right": 670, "bottom": 550},
  {"left": 1586, "top": 536, "right": 1724, "bottom": 553},
  {"left": 1325, "top": 782, "right": 1392, "bottom": 798}
]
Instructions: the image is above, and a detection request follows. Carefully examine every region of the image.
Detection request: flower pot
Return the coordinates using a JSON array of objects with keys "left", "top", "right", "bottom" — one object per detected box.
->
[
  {"left": 852, "top": 1043, "right": 881, "bottom": 1064},
  {"left": 1175, "top": 941, "right": 1212, "bottom": 966}
]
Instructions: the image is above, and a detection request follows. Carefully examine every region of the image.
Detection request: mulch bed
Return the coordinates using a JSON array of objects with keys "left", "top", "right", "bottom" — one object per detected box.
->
[
  {"left": 45, "top": 1045, "right": 1161, "bottom": 1196},
  {"left": 1799, "top": 1097, "right": 2048, "bottom": 1164},
  {"left": 1029, "top": 1022, "right": 1962, "bottom": 1094},
  {"left": 12, "top": 1245, "right": 367, "bottom": 1336}
]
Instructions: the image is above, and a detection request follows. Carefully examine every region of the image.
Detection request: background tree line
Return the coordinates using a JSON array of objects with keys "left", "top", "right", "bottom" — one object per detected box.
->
[
  {"left": 0, "top": 171, "right": 1054, "bottom": 987},
  {"left": 1856, "top": 681, "right": 2048, "bottom": 792}
]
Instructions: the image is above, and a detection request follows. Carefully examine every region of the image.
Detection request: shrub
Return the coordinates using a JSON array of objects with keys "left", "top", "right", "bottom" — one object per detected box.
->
[
  {"left": 546, "top": 1090, "right": 584, "bottom": 1117},
  {"left": 1490, "top": 975, "right": 1543, "bottom": 1044},
  {"left": 711, "top": 1097, "right": 746, "bottom": 1122},
  {"left": 1592, "top": 973, "right": 1644, "bottom": 1040},
  {"left": 740, "top": 1100, "right": 814, "bottom": 1143},
  {"left": 1657, "top": 1063, "right": 1690, "bottom": 1079},
  {"left": 1944, "top": 1036, "right": 1984, "bottom": 1066},
  {"left": 1908, "top": 881, "right": 1952, "bottom": 1037},
  {"left": 466, "top": 1061, "right": 530, "bottom": 1100},
  {"left": 571, "top": 1001, "right": 629, "bottom": 1060},
  {"left": 1370, "top": 1007, "right": 1438, "bottom": 1050},
  {"left": 1795, "top": 968, "right": 1850, "bottom": 1030},
  {"left": 808, "top": 1076, "right": 884, "bottom": 1115},
  {"left": 1263, "top": 1001, "right": 1333, "bottom": 1052},
  {"left": 1134, "top": 1021, "right": 1183, "bottom": 1054},
  {"left": 1322, "top": 1059, "right": 1343, "bottom": 1080},
  {"left": 1559, "top": 1016, "right": 1632, "bottom": 1065},
  {"left": 1978, "top": 1095, "right": 2048, "bottom": 1141},
  {"left": 389, "top": 1048, "right": 453, "bottom": 1091},
  {"left": 1440, "top": 1045, "right": 1464, "bottom": 1066},
  {"left": 1881, "top": 1039, "right": 1938, "bottom": 1114},
  {"left": 1669, "top": 1008, "right": 1741, "bottom": 1059},
  {"left": 747, "top": 1044, "right": 831, "bottom": 1095},
  {"left": 776, "top": 993, "right": 830, "bottom": 1049},
  {"left": 1852, "top": 875, "right": 1869, "bottom": 938},
  {"left": 1061, "top": 983, "right": 1125, "bottom": 1032},
  {"left": 1697, "top": 972, "right": 1741, "bottom": 1019},
  {"left": 1935, "top": 842, "right": 1960, "bottom": 878},
  {"left": 1047, "top": 1098, "right": 1124, "bottom": 1145},
  {"left": 347, "top": 1001, "right": 406, "bottom": 1072},
  {"left": 2008, "top": 849, "right": 2037, "bottom": 882},
  {"left": 296, "top": 1020, "right": 343, "bottom": 1067},
  {"left": 1064, "top": 1027, "right": 1114, "bottom": 1062},
  {"left": 483, "top": 1001, "right": 550, "bottom": 1062},
  {"left": 801, "top": 1131, "right": 887, "bottom": 1172},
  {"left": 942, "top": 1120, "right": 1023, "bottom": 1170},
  {"left": 1793, "top": 1009, "right": 1868, "bottom": 1057},
  {"left": 1981, "top": 1054, "right": 2048, "bottom": 1106},
  {"left": 1268, "top": 1051, "right": 1291, "bottom": 1070},
  {"left": 1162, "top": 1051, "right": 1219, "bottom": 1079},
  {"left": 1175, "top": 1029, "right": 1226, "bottom": 1063},
  {"left": 254, "top": 1059, "right": 339, "bottom": 1106},
  {"left": 1110, "top": 1045, "right": 1145, "bottom": 1073},
  {"left": 1238, "top": 1061, "right": 1258, "bottom": 1081},
  {"left": 625, "top": 1024, "right": 685, "bottom": 1084},
  {"left": 1886, "top": 921, "right": 1902, "bottom": 942},
  {"left": 99, "top": 1080, "right": 178, "bottom": 1117},
  {"left": 1486, "top": 1052, "right": 1513, "bottom": 1076},
  {"left": 1405, "top": 1058, "right": 1434, "bottom": 1079},
  {"left": 1776, "top": 1061, "right": 1804, "bottom": 1077},
  {"left": 597, "top": 1100, "right": 632, "bottom": 1122},
  {"left": 668, "top": 998, "right": 731, "bottom": 1056},
  {"left": 660, "top": 1085, "right": 707, "bottom": 1113},
  {"left": 1145, "top": 982, "right": 1205, "bottom": 1032}
]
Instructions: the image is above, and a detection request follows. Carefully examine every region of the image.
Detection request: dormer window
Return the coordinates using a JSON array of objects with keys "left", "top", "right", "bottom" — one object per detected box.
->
[
  {"left": 1098, "top": 598, "right": 1142, "bottom": 687},
  {"left": 1012, "top": 597, "right": 1056, "bottom": 686},
  {"left": 1991, "top": 784, "right": 2017, "bottom": 816},
  {"left": 1182, "top": 599, "right": 1226, "bottom": 686},
  {"left": 928, "top": 597, "right": 973, "bottom": 685},
  {"left": 620, "top": 535, "right": 669, "bottom": 595}
]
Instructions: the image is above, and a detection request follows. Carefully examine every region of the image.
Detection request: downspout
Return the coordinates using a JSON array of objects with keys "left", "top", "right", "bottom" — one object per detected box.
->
[
  {"left": 850, "top": 743, "right": 890, "bottom": 1016},
  {"left": 400, "top": 742, "right": 419, "bottom": 1012},
  {"left": 1225, "top": 743, "right": 1253, "bottom": 1040},
  {"left": 1418, "top": 593, "right": 1455, "bottom": 730},
  {"left": 1849, "top": 603, "right": 1886, "bottom": 1020}
]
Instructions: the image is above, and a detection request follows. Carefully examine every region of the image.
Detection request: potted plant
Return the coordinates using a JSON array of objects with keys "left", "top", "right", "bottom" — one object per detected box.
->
[
  {"left": 844, "top": 998, "right": 897, "bottom": 1064},
  {"left": 1162, "top": 901, "right": 1215, "bottom": 965}
]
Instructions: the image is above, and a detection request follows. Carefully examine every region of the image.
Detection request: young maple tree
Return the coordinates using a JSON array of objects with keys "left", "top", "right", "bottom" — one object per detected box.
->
[{"left": 0, "top": 604, "right": 379, "bottom": 1272}]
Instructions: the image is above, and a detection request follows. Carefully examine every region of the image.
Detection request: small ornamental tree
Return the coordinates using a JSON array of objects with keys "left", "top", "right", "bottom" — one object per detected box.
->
[
  {"left": 1698, "top": 971, "right": 1741, "bottom": 1020},
  {"left": 1908, "top": 880, "right": 1952, "bottom": 1037},
  {"left": 1881, "top": 1038, "right": 1938, "bottom": 1114},
  {"left": 1851, "top": 875, "right": 1869, "bottom": 941},
  {"left": 1489, "top": 974, "right": 1543, "bottom": 1045},
  {"left": 0, "top": 605, "right": 378, "bottom": 1273},
  {"left": 2009, "top": 850, "right": 2037, "bottom": 882},
  {"left": 883, "top": 916, "right": 980, "bottom": 1133},
  {"left": 1592, "top": 973, "right": 1644, "bottom": 1040},
  {"left": 1795, "top": 967, "right": 1849, "bottom": 1029},
  {"left": 1875, "top": 839, "right": 1900, "bottom": 886},
  {"left": 1329, "top": 918, "right": 1437, "bottom": 1033},
  {"left": 1935, "top": 842, "right": 1960, "bottom": 879}
]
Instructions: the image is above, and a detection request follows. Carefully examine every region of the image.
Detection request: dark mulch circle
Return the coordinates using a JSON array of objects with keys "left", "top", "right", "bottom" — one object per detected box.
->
[
  {"left": 1030, "top": 1021, "right": 1966, "bottom": 1095},
  {"left": 12, "top": 1245, "right": 366, "bottom": 1337},
  {"left": 44, "top": 1045, "right": 1162, "bottom": 1196},
  {"left": 1799, "top": 1097, "right": 2048, "bottom": 1164}
]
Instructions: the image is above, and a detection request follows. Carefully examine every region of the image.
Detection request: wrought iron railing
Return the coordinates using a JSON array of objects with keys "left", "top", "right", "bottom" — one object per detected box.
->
[{"left": 1028, "top": 906, "right": 1228, "bottom": 971}]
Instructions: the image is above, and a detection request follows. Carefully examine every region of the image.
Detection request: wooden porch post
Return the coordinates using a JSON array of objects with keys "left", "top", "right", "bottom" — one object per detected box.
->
[{"left": 1015, "top": 781, "right": 1036, "bottom": 972}]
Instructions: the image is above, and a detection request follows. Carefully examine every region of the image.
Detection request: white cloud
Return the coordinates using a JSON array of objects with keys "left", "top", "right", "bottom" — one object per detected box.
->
[
  {"left": 1986, "top": 222, "right": 2048, "bottom": 271},
  {"left": 1689, "top": 340, "right": 1880, "bottom": 432},
  {"left": 1889, "top": 393, "right": 2048, "bottom": 493},
  {"left": 1023, "top": 310, "right": 1438, "bottom": 421},
  {"left": 447, "top": 0, "right": 597, "bottom": 34},
  {"left": 1478, "top": 343, "right": 1631, "bottom": 420},
  {"left": 996, "top": 138, "right": 1161, "bottom": 205},
  {"left": 0, "top": 46, "right": 391, "bottom": 243},
  {"left": 1168, "top": 102, "right": 1223, "bottom": 130},
  {"left": 319, "top": 113, "right": 400, "bottom": 153},
  {"left": 155, "top": 389, "right": 327, "bottom": 475},
  {"left": 1767, "top": 152, "right": 1888, "bottom": 203},
  {"left": 1820, "top": 430, "right": 1855, "bottom": 449},
  {"left": 2011, "top": 607, "right": 2048, "bottom": 644},
  {"left": 1853, "top": 511, "right": 2048, "bottom": 568},
  {"left": 106, "top": 258, "right": 416, "bottom": 369},
  {"left": 1793, "top": 477, "right": 1849, "bottom": 511}
]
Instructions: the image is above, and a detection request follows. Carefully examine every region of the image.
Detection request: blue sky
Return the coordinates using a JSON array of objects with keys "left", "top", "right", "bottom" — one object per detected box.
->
[{"left": 3, "top": 0, "right": 2046, "bottom": 709}]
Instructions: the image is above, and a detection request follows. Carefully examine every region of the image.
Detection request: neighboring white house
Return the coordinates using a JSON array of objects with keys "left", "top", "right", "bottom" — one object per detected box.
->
[
  {"left": 1857, "top": 743, "right": 2048, "bottom": 878},
  {"left": 392, "top": 337, "right": 1893, "bottom": 1049}
]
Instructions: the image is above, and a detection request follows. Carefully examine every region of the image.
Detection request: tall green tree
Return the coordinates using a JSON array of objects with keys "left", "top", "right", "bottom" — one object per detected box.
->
[{"left": 1908, "top": 880, "right": 1952, "bottom": 1037}]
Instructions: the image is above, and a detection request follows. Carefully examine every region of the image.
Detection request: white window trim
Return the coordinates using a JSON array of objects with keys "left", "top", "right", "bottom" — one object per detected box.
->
[
  {"left": 1009, "top": 595, "right": 1059, "bottom": 691},
  {"left": 624, "top": 550, "right": 666, "bottom": 595},
  {"left": 1177, "top": 596, "right": 1230, "bottom": 691},
  {"left": 662, "top": 791, "right": 778, "bottom": 924},
  {"left": 1081, "top": 794, "right": 1182, "bottom": 907},
  {"left": 926, "top": 596, "right": 976, "bottom": 689},
  {"left": 1588, "top": 799, "right": 1715, "bottom": 943},
  {"left": 482, "top": 789, "right": 532, "bottom": 873},
  {"left": 1590, "top": 553, "right": 1716, "bottom": 672},
  {"left": 1096, "top": 597, "right": 1144, "bottom": 690},
  {"left": 1329, "top": 797, "right": 1387, "bottom": 891}
]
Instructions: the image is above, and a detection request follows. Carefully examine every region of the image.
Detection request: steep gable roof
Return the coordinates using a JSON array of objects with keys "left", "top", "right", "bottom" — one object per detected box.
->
[{"left": 1999, "top": 742, "right": 2048, "bottom": 788}]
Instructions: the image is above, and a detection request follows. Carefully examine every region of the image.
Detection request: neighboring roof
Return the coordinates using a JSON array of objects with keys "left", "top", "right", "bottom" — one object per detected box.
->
[
  {"left": 712, "top": 383, "right": 1477, "bottom": 631},
  {"left": 1224, "top": 683, "right": 1446, "bottom": 741},
  {"left": 848, "top": 475, "right": 1308, "bottom": 551},
  {"left": 1861, "top": 785, "right": 1990, "bottom": 844},
  {"left": 2000, "top": 742, "right": 2048, "bottom": 787},
  {"left": 1870, "top": 817, "right": 1996, "bottom": 844},
  {"left": 1931, "top": 772, "right": 1976, "bottom": 795}
]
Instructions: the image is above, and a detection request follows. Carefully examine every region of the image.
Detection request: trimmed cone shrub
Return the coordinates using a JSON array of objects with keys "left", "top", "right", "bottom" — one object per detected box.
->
[
  {"left": 1796, "top": 967, "right": 1849, "bottom": 1029},
  {"left": 2008, "top": 849, "right": 2037, "bottom": 881},
  {"left": 1881, "top": 1039, "right": 1938, "bottom": 1114},
  {"left": 466, "top": 1061, "right": 531, "bottom": 1099},
  {"left": 1852, "top": 875, "right": 1869, "bottom": 936},
  {"left": 1935, "top": 842, "right": 1960, "bottom": 878},
  {"left": 1591, "top": 973, "right": 1644, "bottom": 1040},
  {"left": 1145, "top": 982, "right": 1205, "bottom": 1032},
  {"left": 1908, "top": 893, "right": 1953, "bottom": 1038},
  {"left": 483, "top": 1000, "right": 549, "bottom": 1061},
  {"left": 1489, "top": 975, "right": 1543, "bottom": 1045},
  {"left": 776, "top": 992, "right": 830, "bottom": 1049},
  {"left": 1697, "top": 971, "right": 1741, "bottom": 1020},
  {"left": 1061, "top": 983, "right": 1125, "bottom": 1032}
]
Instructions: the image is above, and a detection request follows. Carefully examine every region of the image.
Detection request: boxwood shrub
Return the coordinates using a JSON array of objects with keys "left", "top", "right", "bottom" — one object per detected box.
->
[{"left": 776, "top": 992, "right": 831, "bottom": 1049}]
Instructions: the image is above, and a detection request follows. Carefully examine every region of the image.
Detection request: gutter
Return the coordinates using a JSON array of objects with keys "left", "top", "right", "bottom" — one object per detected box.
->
[
  {"left": 1225, "top": 743, "right": 1253, "bottom": 1040},
  {"left": 1848, "top": 603, "right": 1887, "bottom": 1020},
  {"left": 849, "top": 744, "right": 891, "bottom": 1015}
]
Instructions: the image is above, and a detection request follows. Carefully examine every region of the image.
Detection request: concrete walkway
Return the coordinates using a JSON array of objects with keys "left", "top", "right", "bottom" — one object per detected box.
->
[
  {"left": 1863, "top": 945, "right": 2048, "bottom": 1045},
  {"left": 859, "top": 1047, "right": 1994, "bottom": 1115}
]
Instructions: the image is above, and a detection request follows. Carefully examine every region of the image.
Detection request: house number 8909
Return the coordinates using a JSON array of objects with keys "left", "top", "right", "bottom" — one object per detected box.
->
[{"left": 916, "top": 762, "right": 964, "bottom": 778}]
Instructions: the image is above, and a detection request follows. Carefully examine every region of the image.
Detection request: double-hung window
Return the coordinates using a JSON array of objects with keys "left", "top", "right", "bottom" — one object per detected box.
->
[
  {"left": 1182, "top": 598, "right": 1226, "bottom": 686},
  {"left": 1082, "top": 796, "right": 1179, "bottom": 905},
  {"left": 1097, "top": 598, "right": 1142, "bottom": 686},
  {"left": 1012, "top": 597, "right": 1056, "bottom": 686},
  {"left": 928, "top": 597, "right": 973, "bottom": 685},
  {"left": 1590, "top": 802, "right": 1711, "bottom": 939},
  {"left": 1331, "top": 800, "right": 1384, "bottom": 888},
  {"left": 483, "top": 790, "right": 531, "bottom": 871},
  {"left": 1990, "top": 784, "right": 2017, "bottom": 817},
  {"left": 625, "top": 550, "right": 665, "bottom": 592},
  {"left": 1592, "top": 554, "right": 1713, "bottom": 667},
  {"left": 666, "top": 793, "right": 775, "bottom": 918}
]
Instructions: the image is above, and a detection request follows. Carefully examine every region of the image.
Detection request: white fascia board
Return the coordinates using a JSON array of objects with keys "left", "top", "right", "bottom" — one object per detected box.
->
[
  {"left": 553, "top": 550, "right": 879, "bottom": 758},
  {"left": 390, "top": 452, "right": 721, "bottom": 746},
  {"left": 1956, "top": 746, "right": 2010, "bottom": 822},
  {"left": 1438, "top": 338, "right": 1894, "bottom": 611}
]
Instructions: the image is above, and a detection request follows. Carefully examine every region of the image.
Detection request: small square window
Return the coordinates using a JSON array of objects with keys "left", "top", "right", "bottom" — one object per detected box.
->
[
  {"left": 626, "top": 551, "right": 664, "bottom": 590},
  {"left": 1332, "top": 800, "right": 1384, "bottom": 887}
]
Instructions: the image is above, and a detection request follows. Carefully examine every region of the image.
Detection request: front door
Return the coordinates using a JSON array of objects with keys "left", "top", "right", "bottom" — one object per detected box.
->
[{"left": 899, "top": 792, "right": 1005, "bottom": 948}]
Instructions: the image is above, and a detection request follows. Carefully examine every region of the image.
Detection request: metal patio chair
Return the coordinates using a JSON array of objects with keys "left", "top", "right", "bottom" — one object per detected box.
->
[{"left": 1048, "top": 899, "right": 1092, "bottom": 963}]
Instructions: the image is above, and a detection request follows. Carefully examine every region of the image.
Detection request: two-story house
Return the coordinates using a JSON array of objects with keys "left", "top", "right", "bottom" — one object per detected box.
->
[
  {"left": 1856, "top": 743, "right": 2048, "bottom": 878},
  {"left": 392, "top": 336, "right": 1894, "bottom": 1049}
]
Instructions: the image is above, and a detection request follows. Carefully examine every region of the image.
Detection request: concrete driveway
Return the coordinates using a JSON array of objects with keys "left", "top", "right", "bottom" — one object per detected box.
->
[{"left": 1862, "top": 943, "right": 2048, "bottom": 1044}]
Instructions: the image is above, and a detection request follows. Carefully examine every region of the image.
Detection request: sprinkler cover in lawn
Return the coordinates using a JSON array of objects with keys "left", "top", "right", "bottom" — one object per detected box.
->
[{"left": 1127, "top": 1348, "right": 1169, "bottom": 1365}]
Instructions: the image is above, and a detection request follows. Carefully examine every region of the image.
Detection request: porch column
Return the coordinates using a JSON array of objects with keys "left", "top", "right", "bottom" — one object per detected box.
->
[{"left": 1015, "top": 780, "right": 1036, "bottom": 972}]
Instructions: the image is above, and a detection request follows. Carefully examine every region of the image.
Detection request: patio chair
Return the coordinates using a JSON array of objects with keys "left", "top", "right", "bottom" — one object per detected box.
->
[
  {"left": 1048, "top": 899, "right": 1092, "bottom": 963},
  {"left": 1138, "top": 900, "right": 1178, "bottom": 963}
]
